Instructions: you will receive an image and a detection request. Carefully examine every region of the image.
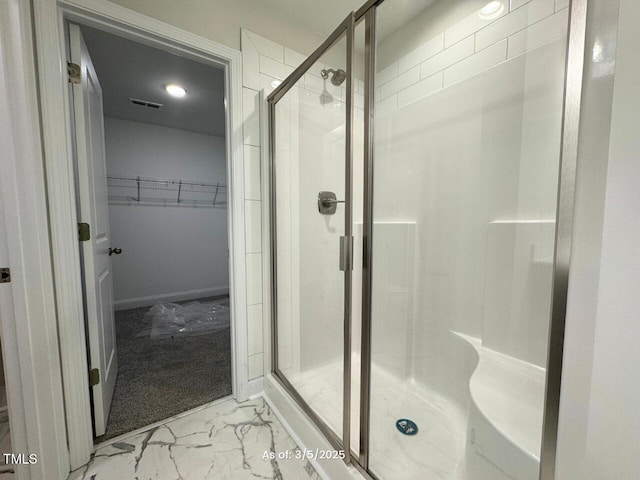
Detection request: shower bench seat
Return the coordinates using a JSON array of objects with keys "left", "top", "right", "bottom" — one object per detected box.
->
[{"left": 454, "top": 332, "right": 545, "bottom": 480}]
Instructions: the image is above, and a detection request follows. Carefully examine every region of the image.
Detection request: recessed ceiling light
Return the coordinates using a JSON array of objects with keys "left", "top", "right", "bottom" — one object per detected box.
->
[
  {"left": 479, "top": 1, "right": 504, "bottom": 20},
  {"left": 165, "top": 84, "right": 187, "bottom": 98}
]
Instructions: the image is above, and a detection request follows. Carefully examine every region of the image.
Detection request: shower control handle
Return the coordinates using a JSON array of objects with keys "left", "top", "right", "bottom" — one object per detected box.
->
[
  {"left": 109, "top": 247, "right": 123, "bottom": 256},
  {"left": 318, "top": 191, "right": 344, "bottom": 215}
]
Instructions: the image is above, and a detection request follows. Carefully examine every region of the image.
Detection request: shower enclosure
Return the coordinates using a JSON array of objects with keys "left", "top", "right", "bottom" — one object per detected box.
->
[{"left": 268, "top": 0, "right": 585, "bottom": 479}]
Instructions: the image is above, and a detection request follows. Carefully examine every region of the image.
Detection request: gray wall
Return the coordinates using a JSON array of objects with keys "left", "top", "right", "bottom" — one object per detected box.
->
[{"left": 104, "top": 117, "right": 229, "bottom": 308}]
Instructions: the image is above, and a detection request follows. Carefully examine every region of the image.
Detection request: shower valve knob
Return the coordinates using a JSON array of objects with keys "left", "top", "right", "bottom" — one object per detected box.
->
[
  {"left": 318, "top": 191, "right": 344, "bottom": 215},
  {"left": 109, "top": 247, "right": 123, "bottom": 256}
]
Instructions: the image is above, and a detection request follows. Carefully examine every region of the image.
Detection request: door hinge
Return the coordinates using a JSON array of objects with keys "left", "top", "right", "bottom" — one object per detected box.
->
[
  {"left": 78, "top": 223, "right": 90, "bottom": 242},
  {"left": 0, "top": 268, "right": 10, "bottom": 284},
  {"left": 89, "top": 368, "right": 100, "bottom": 386},
  {"left": 67, "top": 62, "right": 81, "bottom": 84}
]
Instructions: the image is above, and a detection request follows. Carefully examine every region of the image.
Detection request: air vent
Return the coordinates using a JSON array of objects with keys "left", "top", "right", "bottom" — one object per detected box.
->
[{"left": 130, "top": 98, "right": 163, "bottom": 109}]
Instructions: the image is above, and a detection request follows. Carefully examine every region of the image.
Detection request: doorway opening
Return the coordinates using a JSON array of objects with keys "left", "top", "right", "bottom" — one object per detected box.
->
[{"left": 68, "top": 23, "right": 233, "bottom": 442}]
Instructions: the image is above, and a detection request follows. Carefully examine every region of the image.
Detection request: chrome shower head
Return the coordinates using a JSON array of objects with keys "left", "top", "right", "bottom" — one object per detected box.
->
[{"left": 321, "top": 68, "right": 346, "bottom": 86}]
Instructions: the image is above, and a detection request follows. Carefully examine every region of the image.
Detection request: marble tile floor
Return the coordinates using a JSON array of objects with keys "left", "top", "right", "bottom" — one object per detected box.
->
[
  {"left": 285, "top": 360, "right": 467, "bottom": 480},
  {"left": 69, "top": 397, "right": 322, "bottom": 480}
]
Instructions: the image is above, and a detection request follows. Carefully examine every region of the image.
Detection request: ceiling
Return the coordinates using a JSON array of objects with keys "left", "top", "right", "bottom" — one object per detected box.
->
[
  {"left": 80, "top": 25, "right": 226, "bottom": 137},
  {"left": 256, "top": 0, "right": 364, "bottom": 37},
  {"left": 79, "top": 0, "right": 442, "bottom": 138},
  {"left": 257, "top": 0, "right": 439, "bottom": 39}
]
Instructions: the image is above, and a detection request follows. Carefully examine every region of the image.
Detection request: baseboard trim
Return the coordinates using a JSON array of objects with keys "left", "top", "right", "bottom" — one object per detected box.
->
[
  {"left": 114, "top": 286, "right": 229, "bottom": 311},
  {"left": 247, "top": 377, "right": 264, "bottom": 399}
]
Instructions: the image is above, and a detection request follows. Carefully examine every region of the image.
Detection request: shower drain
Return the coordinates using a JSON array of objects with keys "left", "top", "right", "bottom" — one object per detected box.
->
[{"left": 395, "top": 418, "right": 418, "bottom": 436}]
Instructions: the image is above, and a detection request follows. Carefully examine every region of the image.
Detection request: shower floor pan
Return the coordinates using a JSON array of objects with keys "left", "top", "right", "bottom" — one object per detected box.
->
[
  {"left": 283, "top": 360, "right": 467, "bottom": 480},
  {"left": 281, "top": 332, "right": 545, "bottom": 480}
]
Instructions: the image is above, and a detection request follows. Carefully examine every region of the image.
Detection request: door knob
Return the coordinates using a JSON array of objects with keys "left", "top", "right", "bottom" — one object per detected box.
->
[{"left": 109, "top": 247, "right": 122, "bottom": 256}]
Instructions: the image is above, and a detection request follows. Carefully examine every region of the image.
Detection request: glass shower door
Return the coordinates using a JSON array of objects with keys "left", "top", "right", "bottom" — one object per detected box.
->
[
  {"left": 269, "top": 15, "right": 355, "bottom": 454},
  {"left": 365, "top": 1, "right": 572, "bottom": 479}
]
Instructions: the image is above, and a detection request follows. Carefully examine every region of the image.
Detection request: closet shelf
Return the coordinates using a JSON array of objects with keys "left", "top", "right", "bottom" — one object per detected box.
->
[{"left": 107, "top": 175, "right": 227, "bottom": 206}]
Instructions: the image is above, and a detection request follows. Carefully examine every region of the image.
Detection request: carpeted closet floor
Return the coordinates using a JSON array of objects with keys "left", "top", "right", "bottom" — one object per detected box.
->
[{"left": 95, "top": 296, "right": 232, "bottom": 442}]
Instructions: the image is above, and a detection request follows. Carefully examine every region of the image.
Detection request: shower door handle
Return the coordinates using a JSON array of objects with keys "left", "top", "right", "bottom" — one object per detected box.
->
[{"left": 339, "top": 236, "right": 353, "bottom": 271}]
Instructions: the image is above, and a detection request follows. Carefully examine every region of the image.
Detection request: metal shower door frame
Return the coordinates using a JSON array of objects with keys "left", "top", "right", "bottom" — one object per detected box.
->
[{"left": 267, "top": 11, "right": 356, "bottom": 463}]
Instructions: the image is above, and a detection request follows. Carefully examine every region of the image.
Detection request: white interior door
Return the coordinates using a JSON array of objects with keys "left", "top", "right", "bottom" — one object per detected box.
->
[{"left": 69, "top": 23, "right": 118, "bottom": 437}]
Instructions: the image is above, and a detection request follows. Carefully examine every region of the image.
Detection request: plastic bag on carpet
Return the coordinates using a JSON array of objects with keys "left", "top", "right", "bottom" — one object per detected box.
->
[{"left": 140, "top": 299, "right": 230, "bottom": 339}]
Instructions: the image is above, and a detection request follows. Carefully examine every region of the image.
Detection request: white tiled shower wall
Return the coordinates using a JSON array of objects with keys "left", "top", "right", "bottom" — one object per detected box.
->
[
  {"left": 371, "top": 0, "right": 568, "bottom": 371},
  {"left": 241, "top": 29, "right": 362, "bottom": 380},
  {"left": 240, "top": 0, "right": 570, "bottom": 380},
  {"left": 375, "top": 0, "right": 569, "bottom": 113},
  {"left": 241, "top": 29, "right": 300, "bottom": 380}
]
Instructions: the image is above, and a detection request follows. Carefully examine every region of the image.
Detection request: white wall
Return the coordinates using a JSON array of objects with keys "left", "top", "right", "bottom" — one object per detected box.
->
[
  {"left": 556, "top": 0, "right": 640, "bottom": 478},
  {"left": 582, "top": 21, "right": 640, "bottom": 471},
  {"left": 577, "top": 1, "right": 640, "bottom": 470},
  {"left": 108, "top": 0, "right": 324, "bottom": 55},
  {"left": 104, "top": 117, "right": 229, "bottom": 307}
]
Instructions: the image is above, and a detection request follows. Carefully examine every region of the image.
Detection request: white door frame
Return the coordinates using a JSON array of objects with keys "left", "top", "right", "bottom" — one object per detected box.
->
[
  {"left": 0, "top": 1, "right": 70, "bottom": 479},
  {"left": 32, "top": 0, "right": 248, "bottom": 470}
]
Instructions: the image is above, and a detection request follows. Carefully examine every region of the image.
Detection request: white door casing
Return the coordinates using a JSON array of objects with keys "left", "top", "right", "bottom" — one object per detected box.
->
[
  {"left": 69, "top": 23, "right": 118, "bottom": 437},
  {"left": 0, "top": 0, "right": 71, "bottom": 477}
]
